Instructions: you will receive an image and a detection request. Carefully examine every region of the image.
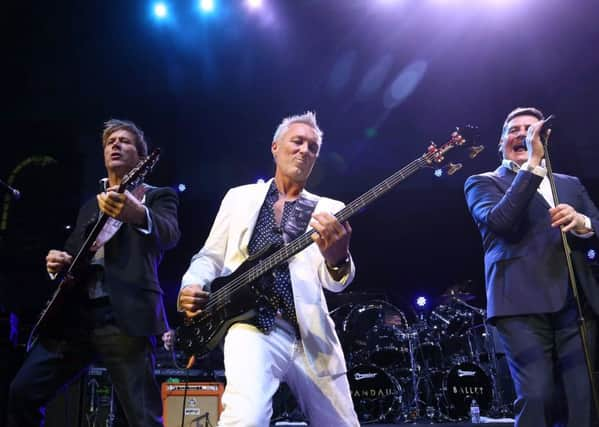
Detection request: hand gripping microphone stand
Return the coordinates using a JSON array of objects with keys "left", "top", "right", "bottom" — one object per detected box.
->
[{"left": 542, "top": 123, "right": 599, "bottom": 418}]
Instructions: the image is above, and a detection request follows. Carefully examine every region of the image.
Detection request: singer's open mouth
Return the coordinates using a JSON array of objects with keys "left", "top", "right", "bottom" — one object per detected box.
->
[{"left": 512, "top": 143, "right": 526, "bottom": 152}]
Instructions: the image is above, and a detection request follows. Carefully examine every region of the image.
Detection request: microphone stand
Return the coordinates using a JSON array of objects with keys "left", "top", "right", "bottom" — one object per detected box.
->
[{"left": 542, "top": 128, "right": 599, "bottom": 418}]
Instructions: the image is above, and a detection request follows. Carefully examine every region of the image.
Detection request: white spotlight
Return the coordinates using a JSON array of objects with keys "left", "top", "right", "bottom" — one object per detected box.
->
[
  {"left": 199, "top": 0, "right": 215, "bottom": 13},
  {"left": 247, "top": 0, "right": 263, "bottom": 9},
  {"left": 153, "top": 2, "right": 168, "bottom": 18}
]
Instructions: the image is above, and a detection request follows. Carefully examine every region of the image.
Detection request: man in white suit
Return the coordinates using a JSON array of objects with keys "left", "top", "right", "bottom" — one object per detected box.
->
[{"left": 178, "top": 111, "right": 359, "bottom": 426}]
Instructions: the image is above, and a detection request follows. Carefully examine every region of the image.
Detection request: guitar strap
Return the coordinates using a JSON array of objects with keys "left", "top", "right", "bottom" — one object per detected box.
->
[
  {"left": 90, "top": 184, "right": 147, "bottom": 251},
  {"left": 281, "top": 193, "right": 318, "bottom": 244}
]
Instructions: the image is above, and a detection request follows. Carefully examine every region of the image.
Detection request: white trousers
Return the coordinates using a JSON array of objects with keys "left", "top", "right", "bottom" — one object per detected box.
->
[{"left": 217, "top": 322, "right": 359, "bottom": 427}]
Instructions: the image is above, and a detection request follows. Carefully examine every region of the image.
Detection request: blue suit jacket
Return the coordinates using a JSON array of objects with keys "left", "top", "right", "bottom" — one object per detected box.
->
[{"left": 464, "top": 166, "right": 599, "bottom": 322}]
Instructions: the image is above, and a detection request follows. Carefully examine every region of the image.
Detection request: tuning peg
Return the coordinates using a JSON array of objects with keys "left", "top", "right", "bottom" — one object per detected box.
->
[
  {"left": 447, "top": 163, "right": 463, "bottom": 175},
  {"left": 468, "top": 145, "right": 485, "bottom": 159}
]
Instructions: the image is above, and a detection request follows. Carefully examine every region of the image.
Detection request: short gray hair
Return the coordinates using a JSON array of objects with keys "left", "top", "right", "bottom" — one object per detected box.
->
[{"left": 272, "top": 111, "right": 323, "bottom": 154}]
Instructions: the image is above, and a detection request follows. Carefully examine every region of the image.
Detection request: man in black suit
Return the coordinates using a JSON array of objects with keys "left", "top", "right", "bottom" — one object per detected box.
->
[
  {"left": 464, "top": 107, "right": 599, "bottom": 426},
  {"left": 7, "top": 119, "right": 180, "bottom": 427}
]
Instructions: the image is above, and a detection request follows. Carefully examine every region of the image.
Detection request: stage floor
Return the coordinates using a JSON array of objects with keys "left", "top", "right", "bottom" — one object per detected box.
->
[{"left": 273, "top": 422, "right": 514, "bottom": 426}]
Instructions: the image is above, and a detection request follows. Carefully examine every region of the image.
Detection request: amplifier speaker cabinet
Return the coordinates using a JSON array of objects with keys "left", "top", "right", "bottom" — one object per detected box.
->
[{"left": 161, "top": 382, "right": 224, "bottom": 427}]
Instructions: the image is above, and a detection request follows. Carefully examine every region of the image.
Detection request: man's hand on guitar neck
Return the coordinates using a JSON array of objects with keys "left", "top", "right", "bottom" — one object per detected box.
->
[
  {"left": 46, "top": 250, "right": 73, "bottom": 276},
  {"left": 309, "top": 212, "right": 352, "bottom": 279},
  {"left": 97, "top": 186, "right": 147, "bottom": 227},
  {"left": 179, "top": 284, "right": 210, "bottom": 318}
]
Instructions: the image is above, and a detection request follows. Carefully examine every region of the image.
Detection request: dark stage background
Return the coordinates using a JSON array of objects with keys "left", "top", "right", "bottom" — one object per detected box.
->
[{"left": 2, "top": 0, "right": 599, "bottom": 362}]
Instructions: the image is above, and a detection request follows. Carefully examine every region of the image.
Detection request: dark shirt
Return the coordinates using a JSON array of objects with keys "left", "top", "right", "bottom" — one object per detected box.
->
[{"left": 247, "top": 182, "right": 298, "bottom": 333}]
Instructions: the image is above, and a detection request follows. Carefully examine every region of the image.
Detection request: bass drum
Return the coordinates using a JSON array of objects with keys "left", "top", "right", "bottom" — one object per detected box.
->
[
  {"left": 443, "top": 362, "right": 492, "bottom": 419},
  {"left": 347, "top": 364, "right": 403, "bottom": 424}
]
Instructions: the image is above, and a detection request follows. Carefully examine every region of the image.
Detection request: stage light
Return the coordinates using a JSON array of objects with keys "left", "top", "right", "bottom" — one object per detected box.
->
[
  {"left": 434, "top": 168, "right": 443, "bottom": 178},
  {"left": 256, "top": 178, "right": 265, "bottom": 184},
  {"left": 246, "top": 0, "right": 263, "bottom": 10},
  {"left": 416, "top": 296, "right": 427, "bottom": 307},
  {"left": 588, "top": 249, "right": 596, "bottom": 260},
  {"left": 199, "top": 0, "right": 215, "bottom": 13},
  {"left": 153, "top": 2, "right": 168, "bottom": 19},
  {"left": 177, "top": 183, "right": 187, "bottom": 192}
]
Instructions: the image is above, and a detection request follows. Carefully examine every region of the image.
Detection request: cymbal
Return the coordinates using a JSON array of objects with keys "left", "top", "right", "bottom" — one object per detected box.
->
[{"left": 439, "top": 289, "right": 476, "bottom": 304}]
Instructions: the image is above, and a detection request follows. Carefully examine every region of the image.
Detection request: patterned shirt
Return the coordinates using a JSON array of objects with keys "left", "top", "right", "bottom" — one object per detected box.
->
[{"left": 247, "top": 182, "right": 298, "bottom": 333}]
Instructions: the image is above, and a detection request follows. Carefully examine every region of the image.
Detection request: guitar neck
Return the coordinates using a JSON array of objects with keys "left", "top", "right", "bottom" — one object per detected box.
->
[
  {"left": 336, "top": 156, "right": 427, "bottom": 223},
  {"left": 250, "top": 156, "right": 428, "bottom": 277},
  {"left": 64, "top": 177, "right": 134, "bottom": 276},
  {"left": 65, "top": 211, "right": 109, "bottom": 276}
]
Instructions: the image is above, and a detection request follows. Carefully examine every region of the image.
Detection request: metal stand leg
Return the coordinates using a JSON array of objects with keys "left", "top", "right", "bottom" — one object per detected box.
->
[
  {"left": 105, "top": 385, "right": 116, "bottom": 427},
  {"left": 483, "top": 322, "right": 511, "bottom": 417}
]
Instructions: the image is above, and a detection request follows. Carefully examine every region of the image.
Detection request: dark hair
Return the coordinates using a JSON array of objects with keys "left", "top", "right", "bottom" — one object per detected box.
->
[
  {"left": 102, "top": 119, "right": 148, "bottom": 158},
  {"left": 503, "top": 107, "right": 545, "bottom": 127}
]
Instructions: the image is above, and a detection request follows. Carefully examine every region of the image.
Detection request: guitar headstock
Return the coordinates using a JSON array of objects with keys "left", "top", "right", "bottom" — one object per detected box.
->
[
  {"left": 118, "top": 148, "right": 161, "bottom": 192},
  {"left": 423, "top": 125, "right": 483, "bottom": 176}
]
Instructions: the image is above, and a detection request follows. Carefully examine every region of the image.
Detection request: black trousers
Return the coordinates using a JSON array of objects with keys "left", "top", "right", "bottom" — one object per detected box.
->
[
  {"left": 7, "top": 323, "right": 163, "bottom": 427},
  {"left": 495, "top": 293, "right": 597, "bottom": 427}
]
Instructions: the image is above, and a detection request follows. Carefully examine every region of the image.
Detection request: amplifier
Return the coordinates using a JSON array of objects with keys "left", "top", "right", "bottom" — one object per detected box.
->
[{"left": 161, "top": 382, "right": 224, "bottom": 427}]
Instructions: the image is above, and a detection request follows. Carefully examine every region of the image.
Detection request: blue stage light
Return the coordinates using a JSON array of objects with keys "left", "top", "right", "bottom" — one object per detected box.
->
[
  {"left": 199, "top": 0, "right": 215, "bottom": 13},
  {"left": 416, "top": 296, "right": 427, "bottom": 307},
  {"left": 153, "top": 2, "right": 168, "bottom": 18},
  {"left": 177, "top": 183, "right": 187, "bottom": 193},
  {"left": 588, "top": 249, "right": 596, "bottom": 260}
]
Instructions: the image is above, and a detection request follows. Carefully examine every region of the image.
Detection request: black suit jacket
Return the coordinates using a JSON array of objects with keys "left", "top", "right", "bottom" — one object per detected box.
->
[
  {"left": 464, "top": 166, "right": 599, "bottom": 322},
  {"left": 62, "top": 185, "right": 180, "bottom": 337}
]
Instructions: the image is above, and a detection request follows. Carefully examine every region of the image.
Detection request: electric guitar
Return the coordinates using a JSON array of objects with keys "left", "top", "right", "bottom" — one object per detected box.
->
[
  {"left": 27, "top": 148, "right": 161, "bottom": 350},
  {"left": 175, "top": 129, "right": 483, "bottom": 359}
]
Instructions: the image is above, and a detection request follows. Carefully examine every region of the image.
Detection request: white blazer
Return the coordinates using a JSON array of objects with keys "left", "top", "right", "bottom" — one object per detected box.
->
[{"left": 181, "top": 179, "right": 355, "bottom": 377}]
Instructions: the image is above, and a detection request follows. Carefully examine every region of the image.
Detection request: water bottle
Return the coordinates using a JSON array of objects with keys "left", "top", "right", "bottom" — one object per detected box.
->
[{"left": 470, "top": 398, "right": 481, "bottom": 423}]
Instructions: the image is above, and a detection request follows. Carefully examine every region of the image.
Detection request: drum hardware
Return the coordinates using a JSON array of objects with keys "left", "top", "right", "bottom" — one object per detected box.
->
[
  {"left": 336, "top": 300, "right": 409, "bottom": 362},
  {"left": 430, "top": 309, "right": 450, "bottom": 326},
  {"left": 335, "top": 298, "right": 515, "bottom": 422},
  {"left": 439, "top": 281, "right": 477, "bottom": 305},
  {"left": 366, "top": 325, "right": 410, "bottom": 368},
  {"left": 452, "top": 296, "right": 515, "bottom": 418},
  {"left": 403, "top": 329, "right": 421, "bottom": 422}
]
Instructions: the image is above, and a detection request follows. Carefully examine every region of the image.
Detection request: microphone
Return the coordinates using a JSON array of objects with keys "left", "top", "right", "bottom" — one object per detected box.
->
[
  {"left": 540, "top": 114, "right": 555, "bottom": 142},
  {"left": 524, "top": 114, "right": 555, "bottom": 146},
  {"left": 0, "top": 179, "right": 20, "bottom": 200}
]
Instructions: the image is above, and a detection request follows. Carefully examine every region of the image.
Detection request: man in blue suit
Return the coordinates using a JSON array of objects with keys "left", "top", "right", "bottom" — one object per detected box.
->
[{"left": 464, "top": 107, "right": 599, "bottom": 426}]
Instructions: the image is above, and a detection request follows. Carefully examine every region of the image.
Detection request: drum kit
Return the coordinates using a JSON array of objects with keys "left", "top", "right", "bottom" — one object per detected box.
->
[{"left": 330, "top": 288, "right": 513, "bottom": 424}]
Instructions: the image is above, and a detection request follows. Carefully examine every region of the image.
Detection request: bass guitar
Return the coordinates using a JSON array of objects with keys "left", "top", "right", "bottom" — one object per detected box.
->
[{"left": 175, "top": 129, "right": 483, "bottom": 359}]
